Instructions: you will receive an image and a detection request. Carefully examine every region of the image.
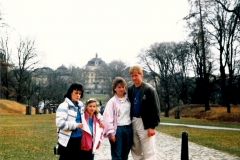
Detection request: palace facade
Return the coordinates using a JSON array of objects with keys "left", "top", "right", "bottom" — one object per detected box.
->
[{"left": 84, "top": 53, "right": 106, "bottom": 94}]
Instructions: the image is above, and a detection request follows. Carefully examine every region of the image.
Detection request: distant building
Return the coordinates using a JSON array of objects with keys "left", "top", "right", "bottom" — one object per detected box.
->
[
  {"left": 84, "top": 53, "right": 106, "bottom": 94},
  {"left": 32, "top": 67, "right": 54, "bottom": 86},
  {"left": 55, "top": 64, "right": 71, "bottom": 81},
  {"left": 32, "top": 64, "right": 73, "bottom": 86},
  {"left": 31, "top": 53, "right": 141, "bottom": 94}
]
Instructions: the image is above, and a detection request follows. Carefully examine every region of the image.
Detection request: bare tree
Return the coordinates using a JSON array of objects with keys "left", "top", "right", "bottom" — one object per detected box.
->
[
  {"left": 173, "top": 42, "right": 193, "bottom": 104},
  {"left": 96, "top": 60, "right": 128, "bottom": 96},
  {"left": 205, "top": 0, "right": 240, "bottom": 112},
  {"left": 69, "top": 65, "right": 87, "bottom": 86},
  {"left": 138, "top": 42, "right": 192, "bottom": 112},
  {"left": 214, "top": 0, "right": 240, "bottom": 19},
  {"left": 0, "top": 31, "right": 13, "bottom": 99},
  {"left": 46, "top": 72, "right": 68, "bottom": 104},
  {"left": 9, "top": 37, "right": 39, "bottom": 102},
  {"left": 25, "top": 73, "right": 38, "bottom": 107},
  {"left": 186, "top": 0, "right": 211, "bottom": 111}
]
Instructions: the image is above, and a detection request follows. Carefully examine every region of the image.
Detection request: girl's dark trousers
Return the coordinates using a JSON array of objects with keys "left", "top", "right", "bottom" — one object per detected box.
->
[{"left": 59, "top": 137, "right": 82, "bottom": 160}]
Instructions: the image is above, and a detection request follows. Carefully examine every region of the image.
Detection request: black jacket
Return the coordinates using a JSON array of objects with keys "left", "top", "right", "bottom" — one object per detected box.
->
[{"left": 128, "top": 82, "right": 160, "bottom": 129}]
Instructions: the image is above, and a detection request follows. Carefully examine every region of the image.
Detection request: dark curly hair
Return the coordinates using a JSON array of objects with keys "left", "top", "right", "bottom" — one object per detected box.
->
[{"left": 64, "top": 83, "right": 84, "bottom": 100}]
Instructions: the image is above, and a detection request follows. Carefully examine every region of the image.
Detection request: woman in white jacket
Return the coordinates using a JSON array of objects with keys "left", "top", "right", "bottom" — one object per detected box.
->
[{"left": 56, "top": 83, "right": 103, "bottom": 160}]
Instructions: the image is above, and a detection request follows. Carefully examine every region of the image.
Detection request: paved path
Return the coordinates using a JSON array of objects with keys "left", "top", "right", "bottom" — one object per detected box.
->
[
  {"left": 160, "top": 123, "right": 240, "bottom": 131},
  {"left": 95, "top": 131, "right": 240, "bottom": 160}
]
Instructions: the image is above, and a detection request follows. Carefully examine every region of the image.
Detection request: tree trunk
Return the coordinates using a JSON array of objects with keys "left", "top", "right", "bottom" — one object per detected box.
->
[
  {"left": 220, "top": 65, "right": 230, "bottom": 110},
  {"left": 198, "top": 0, "right": 210, "bottom": 111}
]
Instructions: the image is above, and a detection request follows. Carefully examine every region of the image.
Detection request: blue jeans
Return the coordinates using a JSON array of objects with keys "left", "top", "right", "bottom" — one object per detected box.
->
[{"left": 109, "top": 124, "right": 133, "bottom": 160}]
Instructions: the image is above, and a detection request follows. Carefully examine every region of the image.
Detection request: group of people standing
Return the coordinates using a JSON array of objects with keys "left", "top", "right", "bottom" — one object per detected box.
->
[{"left": 56, "top": 65, "right": 160, "bottom": 160}]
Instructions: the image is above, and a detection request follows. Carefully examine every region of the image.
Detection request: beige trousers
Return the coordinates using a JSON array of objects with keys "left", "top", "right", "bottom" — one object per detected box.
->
[{"left": 131, "top": 117, "right": 156, "bottom": 160}]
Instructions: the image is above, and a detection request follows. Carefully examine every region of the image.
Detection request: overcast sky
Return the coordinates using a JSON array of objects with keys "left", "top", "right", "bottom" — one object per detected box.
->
[{"left": 1, "top": 0, "right": 190, "bottom": 70}]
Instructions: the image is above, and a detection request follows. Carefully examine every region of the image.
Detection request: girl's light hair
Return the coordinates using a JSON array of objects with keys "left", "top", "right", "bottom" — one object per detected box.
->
[
  {"left": 84, "top": 98, "right": 99, "bottom": 115},
  {"left": 129, "top": 65, "right": 143, "bottom": 76}
]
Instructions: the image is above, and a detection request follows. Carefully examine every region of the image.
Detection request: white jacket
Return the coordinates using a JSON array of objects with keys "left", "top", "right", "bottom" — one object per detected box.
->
[
  {"left": 56, "top": 98, "right": 103, "bottom": 147},
  {"left": 81, "top": 112, "right": 103, "bottom": 153}
]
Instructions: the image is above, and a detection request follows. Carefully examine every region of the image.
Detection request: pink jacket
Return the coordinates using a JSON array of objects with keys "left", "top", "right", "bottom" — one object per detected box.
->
[
  {"left": 81, "top": 112, "right": 103, "bottom": 154},
  {"left": 102, "top": 94, "right": 130, "bottom": 138}
]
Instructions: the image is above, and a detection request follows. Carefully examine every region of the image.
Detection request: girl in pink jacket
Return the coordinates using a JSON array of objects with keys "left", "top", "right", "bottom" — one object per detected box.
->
[{"left": 81, "top": 98, "right": 103, "bottom": 160}]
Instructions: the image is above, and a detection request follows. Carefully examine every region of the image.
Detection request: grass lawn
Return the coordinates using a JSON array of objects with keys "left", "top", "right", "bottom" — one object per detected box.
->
[
  {"left": 158, "top": 116, "right": 240, "bottom": 157},
  {"left": 81, "top": 94, "right": 110, "bottom": 106},
  {"left": 160, "top": 116, "right": 240, "bottom": 128},
  {"left": 1, "top": 99, "right": 240, "bottom": 159},
  {"left": 0, "top": 114, "right": 58, "bottom": 160},
  {"left": 0, "top": 114, "right": 239, "bottom": 159}
]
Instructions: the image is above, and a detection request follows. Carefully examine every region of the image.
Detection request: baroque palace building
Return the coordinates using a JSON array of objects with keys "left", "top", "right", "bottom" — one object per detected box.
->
[
  {"left": 31, "top": 53, "right": 107, "bottom": 94},
  {"left": 84, "top": 53, "right": 106, "bottom": 94}
]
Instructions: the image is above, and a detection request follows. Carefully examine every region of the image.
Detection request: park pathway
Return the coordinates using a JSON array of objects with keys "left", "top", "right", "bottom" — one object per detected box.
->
[
  {"left": 160, "top": 122, "right": 240, "bottom": 131},
  {"left": 94, "top": 131, "right": 240, "bottom": 160}
]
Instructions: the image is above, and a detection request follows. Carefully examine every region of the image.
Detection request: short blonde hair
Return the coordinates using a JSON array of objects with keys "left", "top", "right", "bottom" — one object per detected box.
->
[
  {"left": 129, "top": 65, "right": 143, "bottom": 76},
  {"left": 112, "top": 77, "right": 127, "bottom": 95}
]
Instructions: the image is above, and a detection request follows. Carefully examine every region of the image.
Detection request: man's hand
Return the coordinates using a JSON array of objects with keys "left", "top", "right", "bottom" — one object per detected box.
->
[{"left": 148, "top": 128, "right": 155, "bottom": 137}]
